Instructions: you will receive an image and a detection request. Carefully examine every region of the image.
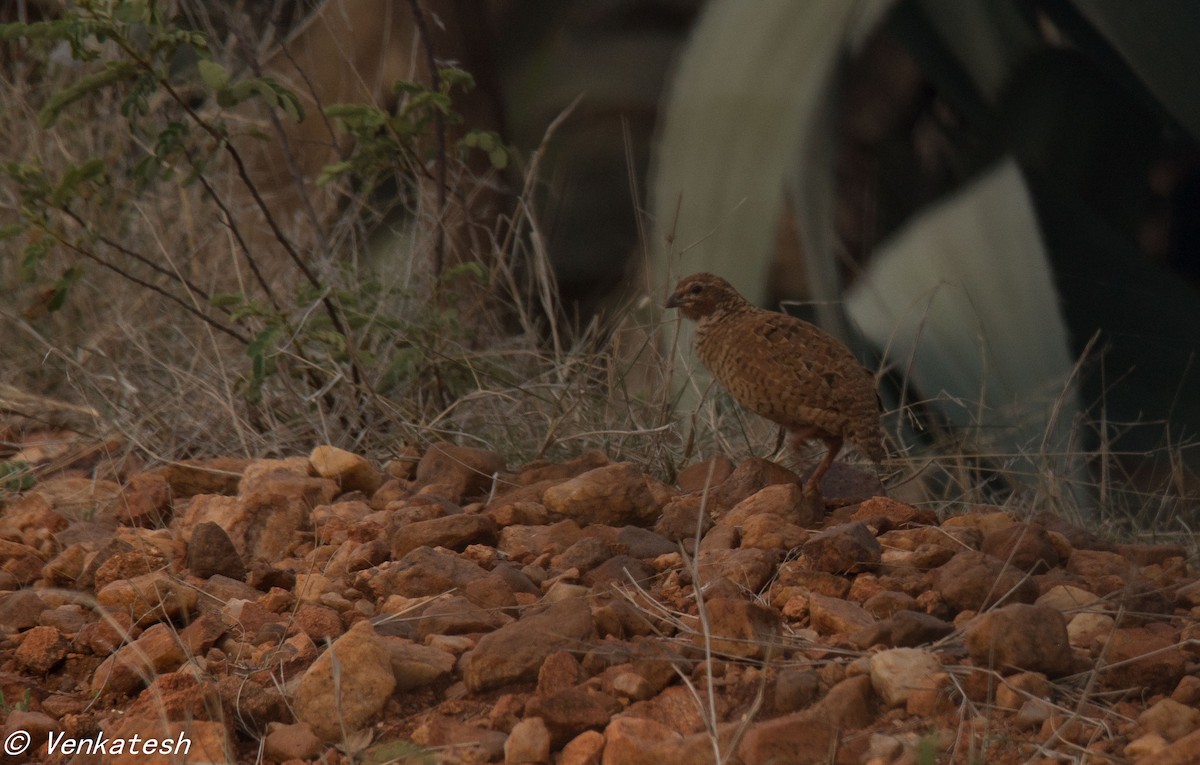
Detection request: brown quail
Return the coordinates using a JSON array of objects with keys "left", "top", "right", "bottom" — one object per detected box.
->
[{"left": 666, "top": 272, "right": 885, "bottom": 493}]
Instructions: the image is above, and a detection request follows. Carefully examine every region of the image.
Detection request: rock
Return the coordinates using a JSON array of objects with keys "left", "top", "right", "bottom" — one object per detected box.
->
[
  {"left": 24, "top": 475, "right": 123, "bottom": 522},
  {"left": 601, "top": 716, "right": 682, "bottom": 765},
  {"left": 818, "top": 461, "right": 886, "bottom": 505},
  {"left": 91, "top": 623, "right": 186, "bottom": 697},
  {"left": 186, "top": 521, "right": 246, "bottom": 580},
  {"left": 389, "top": 513, "right": 498, "bottom": 558},
  {"left": 1066, "top": 548, "right": 1132, "bottom": 581},
  {"left": 739, "top": 513, "right": 809, "bottom": 550},
  {"left": 264, "top": 721, "right": 324, "bottom": 762},
  {"left": 802, "top": 522, "right": 882, "bottom": 574},
  {"left": 1140, "top": 698, "right": 1200, "bottom": 742},
  {"left": 963, "top": 603, "right": 1072, "bottom": 677},
  {"left": 0, "top": 590, "right": 48, "bottom": 633},
  {"left": 412, "top": 714, "right": 508, "bottom": 762},
  {"left": 888, "top": 610, "right": 955, "bottom": 647},
  {"left": 416, "top": 594, "right": 509, "bottom": 638},
  {"left": 1101, "top": 627, "right": 1187, "bottom": 694},
  {"left": 40, "top": 542, "right": 90, "bottom": 588},
  {"left": 654, "top": 494, "right": 713, "bottom": 542},
  {"left": 712, "top": 458, "right": 803, "bottom": 511},
  {"left": 721, "top": 482, "right": 818, "bottom": 528},
  {"left": 981, "top": 522, "right": 1061, "bottom": 573},
  {"left": 560, "top": 730, "right": 605, "bottom": 765},
  {"left": 1067, "top": 611, "right": 1115, "bottom": 649},
  {"left": 849, "top": 496, "right": 938, "bottom": 529},
  {"left": 542, "top": 463, "right": 661, "bottom": 526},
  {"left": 525, "top": 687, "right": 619, "bottom": 747},
  {"left": 695, "top": 548, "right": 778, "bottom": 593},
  {"left": 994, "top": 671, "right": 1051, "bottom": 711},
  {"left": 78, "top": 611, "right": 134, "bottom": 657},
  {"left": 1139, "top": 728, "right": 1200, "bottom": 765},
  {"left": 616, "top": 525, "right": 677, "bottom": 559},
  {"left": 91, "top": 541, "right": 170, "bottom": 590},
  {"left": 905, "top": 671, "right": 957, "bottom": 716},
  {"left": 942, "top": 509, "right": 1016, "bottom": 535},
  {"left": 462, "top": 598, "right": 595, "bottom": 692},
  {"left": 774, "top": 668, "right": 820, "bottom": 712},
  {"left": 536, "top": 650, "right": 584, "bottom": 695},
  {"left": 676, "top": 455, "right": 735, "bottom": 493},
  {"left": 498, "top": 520, "right": 583, "bottom": 560},
  {"left": 869, "top": 648, "right": 943, "bottom": 706},
  {"left": 101, "top": 715, "right": 232, "bottom": 765},
  {"left": 294, "top": 572, "right": 337, "bottom": 603},
  {"left": 693, "top": 598, "right": 782, "bottom": 659},
  {"left": 38, "top": 604, "right": 87, "bottom": 634},
  {"left": 585, "top": 555, "right": 656, "bottom": 588},
  {"left": 383, "top": 638, "right": 456, "bottom": 690},
  {"left": 414, "top": 442, "right": 506, "bottom": 503},
  {"left": 505, "top": 716, "right": 551, "bottom": 764},
  {"left": 518, "top": 451, "right": 610, "bottom": 485},
  {"left": 863, "top": 590, "right": 917, "bottom": 619},
  {"left": 774, "top": 565, "right": 850, "bottom": 597},
  {"left": 464, "top": 572, "right": 520, "bottom": 611},
  {"left": 177, "top": 474, "right": 333, "bottom": 562},
  {"left": 118, "top": 470, "right": 172, "bottom": 526},
  {"left": 737, "top": 676, "right": 875, "bottom": 764},
  {"left": 294, "top": 620, "right": 395, "bottom": 741},
  {"left": 808, "top": 592, "right": 874, "bottom": 635},
  {"left": 934, "top": 551, "right": 1039, "bottom": 612},
  {"left": 97, "top": 570, "right": 198, "bottom": 626},
  {"left": 554, "top": 536, "right": 616, "bottom": 572},
  {"left": 3, "top": 710, "right": 59, "bottom": 756},
  {"left": 368, "top": 546, "right": 487, "bottom": 598},
  {"left": 163, "top": 457, "right": 248, "bottom": 496},
  {"left": 310, "top": 444, "right": 382, "bottom": 494},
  {"left": 292, "top": 603, "right": 344, "bottom": 642},
  {"left": 1036, "top": 584, "right": 1101, "bottom": 613},
  {"left": 14, "top": 625, "right": 68, "bottom": 674}
]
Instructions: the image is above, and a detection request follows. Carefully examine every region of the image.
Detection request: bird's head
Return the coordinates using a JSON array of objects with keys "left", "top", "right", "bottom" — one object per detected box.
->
[{"left": 665, "top": 272, "right": 747, "bottom": 322}]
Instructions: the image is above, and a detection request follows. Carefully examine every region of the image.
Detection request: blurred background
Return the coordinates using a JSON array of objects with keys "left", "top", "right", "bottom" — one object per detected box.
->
[{"left": 2, "top": 0, "right": 1197, "bottom": 521}]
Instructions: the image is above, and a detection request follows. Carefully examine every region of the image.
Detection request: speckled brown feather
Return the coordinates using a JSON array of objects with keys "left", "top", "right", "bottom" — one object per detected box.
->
[{"left": 667, "top": 273, "right": 885, "bottom": 484}]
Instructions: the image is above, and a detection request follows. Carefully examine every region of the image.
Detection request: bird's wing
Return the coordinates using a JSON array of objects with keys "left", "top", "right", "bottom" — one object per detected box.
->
[{"left": 699, "top": 310, "right": 868, "bottom": 431}]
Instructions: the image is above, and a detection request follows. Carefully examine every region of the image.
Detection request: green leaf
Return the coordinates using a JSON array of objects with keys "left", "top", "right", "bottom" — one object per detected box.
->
[
  {"left": 246, "top": 323, "right": 284, "bottom": 360},
  {"left": 51, "top": 158, "right": 107, "bottom": 206},
  {"left": 438, "top": 66, "right": 475, "bottom": 93},
  {"left": 0, "top": 461, "right": 35, "bottom": 492},
  {"left": 0, "top": 223, "right": 24, "bottom": 241},
  {"left": 21, "top": 237, "right": 52, "bottom": 280},
  {"left": 316, "top": 161, "right": 353, "bottom": 186},
  {"left": 209, "top": 293, "right": 244, "bottom": 308},
  {"left": 196, "top": 58, "right": 230, "bottom": 91},
  {"left": 46, "top": 267, "right": 83, "bottom": 313},
  {"left": 39, "top": 61, "right": 139, "bottom": 127}
]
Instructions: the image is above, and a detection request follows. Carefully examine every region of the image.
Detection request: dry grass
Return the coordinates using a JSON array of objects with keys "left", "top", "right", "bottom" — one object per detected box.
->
[{"left": 1, "top": 6, "right": 1196, "bottom": 545}]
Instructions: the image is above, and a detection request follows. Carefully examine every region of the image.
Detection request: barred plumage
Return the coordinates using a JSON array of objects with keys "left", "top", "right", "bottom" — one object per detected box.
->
[{"left": 667, "top": 273, "right": 884, "bottom": 492}]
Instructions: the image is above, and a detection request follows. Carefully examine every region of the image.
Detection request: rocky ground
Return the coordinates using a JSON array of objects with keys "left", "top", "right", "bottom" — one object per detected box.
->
[{"left": 1, "top": 434, "right": 1199, "bottom": 765}]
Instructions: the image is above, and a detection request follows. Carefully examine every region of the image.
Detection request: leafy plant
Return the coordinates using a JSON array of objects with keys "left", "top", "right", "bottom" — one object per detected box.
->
[
  {"left": 0, "top": 461, "right": 35, "bottom": 492},
  {"left": 0, "top": 0, "right": 516, "bottom": 450}
]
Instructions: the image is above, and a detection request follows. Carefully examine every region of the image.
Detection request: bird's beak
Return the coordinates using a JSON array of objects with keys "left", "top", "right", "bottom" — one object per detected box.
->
[{"left": 665, "top": 293, "right": 681, "bottom": 309}]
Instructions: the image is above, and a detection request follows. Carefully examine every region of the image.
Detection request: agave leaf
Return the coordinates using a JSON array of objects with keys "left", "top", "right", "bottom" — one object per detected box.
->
[
  {"left": 650, "top": 0, "right": 894, "bottom": 307},
  {"left": 845, "top": 159, "right": 1082, "bottom": 463},
  {"left": 1064, "top": 0, "right": 1200, "bottom": 142}
]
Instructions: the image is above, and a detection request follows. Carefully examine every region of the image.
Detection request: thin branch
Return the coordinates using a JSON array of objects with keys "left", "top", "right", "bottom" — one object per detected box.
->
[
  {"left": 50, "top": 233, "right": 249, "bottom": 344},
  {"left": 405, "top": 0, "right": 448, "bottom": 279}
]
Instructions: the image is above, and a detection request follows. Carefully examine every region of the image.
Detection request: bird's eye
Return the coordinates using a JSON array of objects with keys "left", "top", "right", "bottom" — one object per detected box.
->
[{"left": 689, "top": 284, "right": 703, "bottom": 295}]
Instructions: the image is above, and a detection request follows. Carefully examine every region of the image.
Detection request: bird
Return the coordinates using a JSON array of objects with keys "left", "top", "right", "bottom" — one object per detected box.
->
[{"left": 665, "top": 272, "right": 885, "bottom": 495}]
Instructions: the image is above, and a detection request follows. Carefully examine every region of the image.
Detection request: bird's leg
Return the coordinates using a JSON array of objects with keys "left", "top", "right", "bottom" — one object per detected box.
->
[{"left": 803, "top": 436, "right": 843, "bottom": 494}]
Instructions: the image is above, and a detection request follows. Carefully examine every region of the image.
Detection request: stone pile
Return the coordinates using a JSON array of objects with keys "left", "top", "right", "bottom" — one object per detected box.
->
[{"left": 1, "top": 441, "right": 1198, "bottom": 764}]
